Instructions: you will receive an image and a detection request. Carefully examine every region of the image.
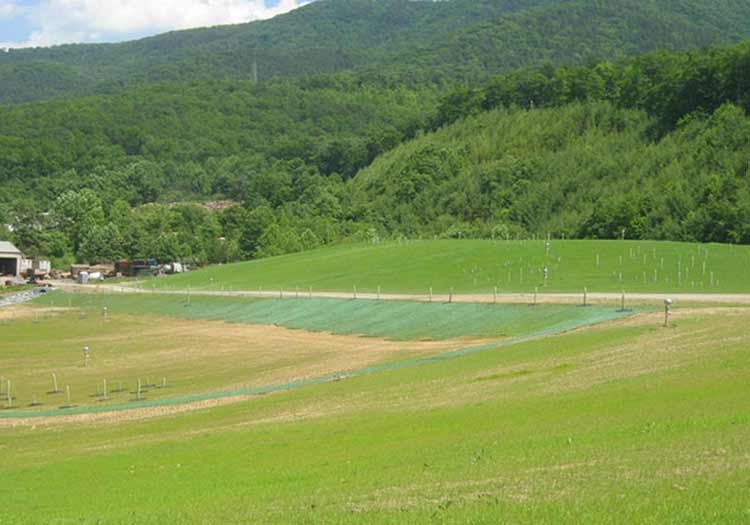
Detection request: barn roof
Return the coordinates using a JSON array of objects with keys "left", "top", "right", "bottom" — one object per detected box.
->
[{"left": 0, "top": 241, "right": 21, "bottom": 255}]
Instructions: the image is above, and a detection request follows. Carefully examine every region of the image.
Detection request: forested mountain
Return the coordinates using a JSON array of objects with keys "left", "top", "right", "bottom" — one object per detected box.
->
[
  {"left": 2, "top": 1, "right": 750, "bottom": 267},
  {"left": 3, "top": 0, "right": 750, "bottom": 104},
  {"left": 3, "top": 42, "right": 750, "bottom": 267}
]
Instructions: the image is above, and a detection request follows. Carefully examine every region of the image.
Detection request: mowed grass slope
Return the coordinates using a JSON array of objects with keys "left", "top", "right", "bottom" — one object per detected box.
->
[
  {"left": 148, "top": 239, "right": 750, "bottom": 294},
  {"left": 2, "top": 307, "right": 749, "bottom": 523}
]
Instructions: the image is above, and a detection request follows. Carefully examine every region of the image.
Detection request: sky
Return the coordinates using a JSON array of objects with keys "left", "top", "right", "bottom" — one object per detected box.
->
[{"left": 0, "top": 0, "right": 314, "bottom": 49}]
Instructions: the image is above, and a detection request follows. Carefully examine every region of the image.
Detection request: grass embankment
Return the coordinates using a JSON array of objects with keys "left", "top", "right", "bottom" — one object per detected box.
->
[
  {"left": 2, "top": 307, "right": 749, "bottom": 522},
  {"left": 1, "top": 294, "right": 627, "bottom": 412},
  {"left": 44, "top": 292, "right": 628, "bottom": 341},
  {"left": 146, "top": 239, "right": 750, "bottom": 294}
]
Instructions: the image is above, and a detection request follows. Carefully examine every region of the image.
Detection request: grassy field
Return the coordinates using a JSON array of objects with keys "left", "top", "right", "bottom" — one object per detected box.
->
[
  {"left": 2, "top": 250, "right": 747, "bottom": 523},
  {"left": 145, "top": 239, "right": 750, "bottom": 294},
  {"left": 0, "top": 294, "right": 627, "bottom": 414},
  {"left": 1, "top": 304, "right": 748, "bottom": 522}
]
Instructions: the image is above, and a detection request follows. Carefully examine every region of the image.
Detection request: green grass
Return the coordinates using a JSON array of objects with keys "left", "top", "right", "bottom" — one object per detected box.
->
[
  {"left": 43, "top": 292, "right": 630, "bottom": 341},
  {"left": 1, "top": 306, "right": 749, "bottom": 523},
  {"left": 147, "top": 239, "right": 750, "bottom": 294}
]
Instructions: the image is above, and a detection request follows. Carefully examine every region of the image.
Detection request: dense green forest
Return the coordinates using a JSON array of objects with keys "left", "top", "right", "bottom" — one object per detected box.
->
[
  {"left": 2, "top": 1, "right": 750, "bottom": 267},
  {"left": 353, "top": 101, "right": 750, "bottom": 243},
  {"left": 3, "top": 0, "right": 750, "bottom": 104}
]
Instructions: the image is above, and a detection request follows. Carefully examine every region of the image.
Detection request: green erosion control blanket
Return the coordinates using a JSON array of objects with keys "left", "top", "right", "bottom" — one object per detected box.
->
[
  {"left": 3, "top": 297, "right": 633, "bottom": 419},
  {"left": 43, "top": 293, "right": 630, "bottom": 341}
]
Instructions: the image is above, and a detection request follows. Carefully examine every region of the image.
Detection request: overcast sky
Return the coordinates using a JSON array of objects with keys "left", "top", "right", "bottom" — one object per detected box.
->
[{"left": 0, "top": 0, "right": 314, "bottom": 49}]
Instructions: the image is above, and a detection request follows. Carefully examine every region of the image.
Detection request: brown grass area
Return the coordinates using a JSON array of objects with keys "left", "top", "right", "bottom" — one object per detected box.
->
[
  {"left": 0, "top": 314, "right": 489, "bottom": 428},
  {"left": 0, "top": 306, "right": 71, "bottom": 321}
]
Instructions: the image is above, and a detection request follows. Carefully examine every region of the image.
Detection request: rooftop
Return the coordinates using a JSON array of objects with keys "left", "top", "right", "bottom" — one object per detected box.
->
[{"left": 0, "top": 241, "right": 21, "bottom": 255}]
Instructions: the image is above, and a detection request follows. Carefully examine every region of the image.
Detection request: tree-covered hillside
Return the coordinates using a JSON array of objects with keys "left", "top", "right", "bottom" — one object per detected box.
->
[
  {"left": 2, "top": 43, "right": 750, "bottom": 267},
  {"left": 351, "top": 102, "right": 750, "bottom": 244},
  {"left": 0, "top": 77, "right": 436, "bottom": 209},
  {"left": 3, "top": 0, "right": 750, "bottom": 104}
]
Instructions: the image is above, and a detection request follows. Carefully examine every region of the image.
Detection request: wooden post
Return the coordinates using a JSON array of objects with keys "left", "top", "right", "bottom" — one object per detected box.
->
[
  {"left": 429, "top": 287, "right": 432, "bottom": 303},
  {"left": 6, "top": 380, "right": 11, "bottom": 408},
  {"left": 103, "top": 379, "right": 107, "bottom": 401},
  {"left": 449, "top": 287, "right": 453, "bottom": 304},
  {"left": 583, "top": 287, "right": 588, "bottom": 307},
  {"left": 52, "top": 372, "right": 59, "bottom": 393},
  {"left": 137, "top": 379, "right": 142, "bottom": 401},
  {"left": 66, "top": 385, "right": 71, "bottom": 406},
  {"left": 621, "top": 291, "right": 626, "bottom": 312},
  {"left": 493, "top": 286, "right": 497, "bottom": 304}
]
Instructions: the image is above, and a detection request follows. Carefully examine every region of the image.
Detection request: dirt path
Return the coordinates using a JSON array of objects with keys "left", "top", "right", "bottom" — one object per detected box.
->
[{"left": 51, "top": 280, "right": 750, "bottom": 305}]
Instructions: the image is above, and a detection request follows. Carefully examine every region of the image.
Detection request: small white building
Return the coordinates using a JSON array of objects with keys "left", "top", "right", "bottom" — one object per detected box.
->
[
  {"left": 0, "top": 241, "right": 22, "bottom": 279},
  {"left": 20, "top": 258, "right": 52, "bottom": 276}
]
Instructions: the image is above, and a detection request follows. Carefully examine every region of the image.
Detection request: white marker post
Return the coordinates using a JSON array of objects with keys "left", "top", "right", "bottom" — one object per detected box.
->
[
  {"left": 664, "top": 299, "right": 673, "bottom": 327},
  {"left": 83, "top": 346, "right": 90, "bottom": 368}
]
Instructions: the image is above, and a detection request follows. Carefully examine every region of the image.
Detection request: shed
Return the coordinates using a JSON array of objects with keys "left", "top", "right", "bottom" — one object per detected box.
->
[{"left": 0, "top": 241, "right": 22, "bottom": 278}]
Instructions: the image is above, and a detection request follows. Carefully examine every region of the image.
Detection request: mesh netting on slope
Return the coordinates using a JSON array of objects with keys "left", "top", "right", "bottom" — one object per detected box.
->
[
  {"left": 0, "top": 305, "right": 632, "bottom": 419},
  {"left": 38, "top": 292, "right": 627, "bottom": 341}
]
